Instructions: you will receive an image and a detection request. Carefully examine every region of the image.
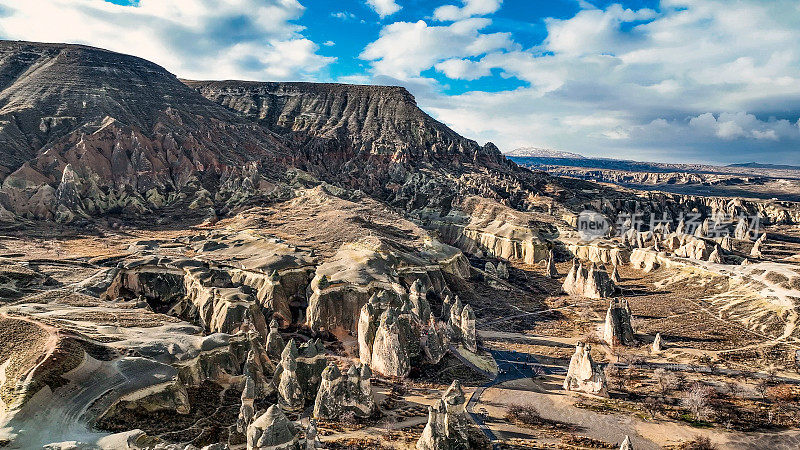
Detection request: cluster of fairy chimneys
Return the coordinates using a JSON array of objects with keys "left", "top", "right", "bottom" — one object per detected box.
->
[
  {"left": 563, "top": 258, "right": 618, "bottom": 299},
  {"left": 358, "top": 279, "right": 478, "bottom": 378},
  {"left": 416, "top": 380, "right": 471, "bottom": 450},
  {"left": 619, "top": 214, "right": 768, "bottom": 265},
  {"left": 237, "top": 319, "right": 379, "bottom": 449}
]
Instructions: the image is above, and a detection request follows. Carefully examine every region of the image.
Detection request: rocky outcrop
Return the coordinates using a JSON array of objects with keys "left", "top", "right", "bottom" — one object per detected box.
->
[
  {"left": 603, "top": 298, "right": 636, "bottom": 347},
  {"left": 246, "top": 405, "right": 300, "bottom": 450},
  {"left": 275, "top": 340, "right": 304, "bottom": 412},
  {"left": 545, "top": 250, "right": 559, "bottom": 278},
  {"left": 0, "top": 42, "right": 289, "bottom": 221},
  {"left": 460, "top": 305, "right": 477, "bottom": 353},
  {"left": 313, "top": 362, "right": 378, "bottom": 420},
  {"left": 652, "top": 333, "right": 663, "bottom": 353},
  {"left": 265, "top": 319, "right": 285, "bottom": 362},
  {"left": 305, "top": 241, "right": 465, "bottom": 334},
  {"left": 416, "top": 380, "right": 470, "bottom": 450},
  {"left": 429, "top": 196, "right": 555, "bottom": 265},
  {"left": 563, "top": 342, "right": 607, "bottom": 397},
  {"left": 563, "top": 260, "right": 616, "bottom": 299},
  {"left": 620, "top": 435, "right": 633, "bottom": 450},
  {"left": 370, "top": 308, "right": 411, "bottom": 378}
]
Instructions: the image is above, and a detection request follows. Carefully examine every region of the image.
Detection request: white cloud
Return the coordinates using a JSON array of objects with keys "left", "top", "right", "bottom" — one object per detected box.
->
[
  {"left": 360, "top": 18, "right": 515, "bottom": 79},
  {"left": 434, "top": 58, "right": 490, "bottom": 80},
  {"left": 0, "top": 0, "right": 334, "bottom": 81},
  {"left": 433, "top": 0, "right": 502, "bottom": 21},
  {"left": 365, "top": 0, "right": 401, "bottom": 18},
  {"left": 395, "top": 0, "right": 800, "bottom": 164}
]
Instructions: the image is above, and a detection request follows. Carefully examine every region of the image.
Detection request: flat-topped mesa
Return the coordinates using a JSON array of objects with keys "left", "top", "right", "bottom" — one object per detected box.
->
[
  {"left": 603, "top": 298, "right": 636, "bottom": 347},
  {"left": 563, "top": 342, "right": 608, "bottom": 397},
  {"left": 563, "top": 260, "right": 616, "bottom": 299},
  {"left": 416, "top": 380, "right": 470, "bottom": 450},
  {"left": 184, "top": 80, "right": 507, "bottom": 172},
  {"left": 313, "top": 362, "right": 378, "bottom": 420}
]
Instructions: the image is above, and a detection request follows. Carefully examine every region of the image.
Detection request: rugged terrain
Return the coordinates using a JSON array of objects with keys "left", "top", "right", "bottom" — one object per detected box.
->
[{"left": 1, "top": 40, "right": 800, "bottom": 450}]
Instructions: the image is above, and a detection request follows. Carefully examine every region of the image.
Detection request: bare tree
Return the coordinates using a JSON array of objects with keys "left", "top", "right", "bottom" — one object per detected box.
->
[
  {"left": 682, "top": 382, "right": 714, "bottom": 421},
  {"left": 643, "top": 396, "right": 661, "bottom": 420},
  {"left": 654, "top": 368, "right": 677, "bottom": 395}
]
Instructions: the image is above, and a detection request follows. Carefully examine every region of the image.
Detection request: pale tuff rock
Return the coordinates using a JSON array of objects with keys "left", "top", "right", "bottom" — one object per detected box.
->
[
  {"left": 610, "top": 265, "right": 621, "bottom": 283},
  {"left": 676, "top": 219, "right": 686, "bottom": 234},
  {"left": 741, "top": 258, "right": 751, "bottom": 266},
  {"left": 620, "top": 435, "right": 633, "bottom": 450},
  {"left": 496, "top": 262, "right": 509, "bottom": 280},
  {"left": 295, "top": 339, "right": 328, "bottom": 399},
  {"left": 751, "top": 234, "right": 766, "bottom": 258},
  {"left": 276, "top": 340, "right": 304, "bottom": 412},
  {"left": 484, "top": 261, "right": 496, "bottom": 276},
  {"left": 358, "top": 299, "right": 380, "bottom": 366},
  {"left": 247, "top": 405, "right": 300, "bottom": 450},
  {"left": 409, "top": 279, "right": 431, "bottom": 323},
  {"left": 304, "top": 419, "right": 321, "bottom": 450},
  {"left": 416, "top": 380, "right": 470, "bottom": 450},
  {"left": 720, "top": 235, "right": 733, "bottom": 251},
  {"left": 460, "top": 305, "right": 477, "bottom": 353},
  {"left": 313, "top": 362, "right": 378, "bottom": 420},
  {"left": 265, "top": 319, "right": 285, "bottom": 362},
  {"left": 237, "top": 376, "right": 256, "bottom": 433},
  {"left": 243, "top": 324, "right": 275, "bottom": 398},
  {"left": 707, "top": 246, "right": 723, "bottom": 264},
  {"left": 734, "top": 217, "right": 750, "bottom": 240},
  {"left": 603, "top": 298, "right": 636, "bottom": 347},
  {"left": 563, "top": 342, "right": 608, "bottom": 397},
  {"left": 563, "top": 260, "right": 616, "bottom": 299},
  {"left": 448, "top": 295, "right": 465, "bottom": 341},
  {"left": 652, "top": 333, "right": 663, "bottom": 353},
  {"left": 673, "top": 235, "right": 714, "bottom": 261},
  {"left": 546, "top": 250, "right": 559, "bottom": 278},
  {"left": 370, "top": 308, "right": 411, "bottom": 378},
  {"left": 421, "top": 323, "right": 447, "bottom": 365}
]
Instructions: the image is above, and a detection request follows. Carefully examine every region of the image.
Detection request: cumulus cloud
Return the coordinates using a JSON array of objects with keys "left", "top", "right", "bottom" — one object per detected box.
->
[
  {"left": 433, "top": 0, "right": 502, "bottom": 21},
  {"left": 360, "top": 18, "right": 515, "bottom": 79},
  {"left": 365, "top": 0, "right": 401, "bottom": 18},
  {"left": 400, "top": 0, "right": 800, "bottom": 164},
  {"left": 0, "top": 0, "right": 334, "bottom": 80}
]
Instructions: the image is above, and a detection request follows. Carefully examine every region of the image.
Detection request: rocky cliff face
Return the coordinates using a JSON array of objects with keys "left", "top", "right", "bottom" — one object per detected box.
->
[{"left": 0, "top": 41, "right": 289, "bottom": 221}]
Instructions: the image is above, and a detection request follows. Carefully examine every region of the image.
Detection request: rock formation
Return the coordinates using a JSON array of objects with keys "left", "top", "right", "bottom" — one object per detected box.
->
[
  {"left": 545, "top": 250, "right": 559, "bottom": 278},
  {"left": 370, "top": 308, "right": 411, "bottom": 378},
  {"left": 603, "top": 298, "right": 635, "bottom": 346},
  {"left": 563, "top": 260, "right": 616, "bottom": 299},
  {"left": 652, "top": 333, "right": 663, "bottom": 353},
  {"left": 275, "top": 340, "right": 305, "bottom": 412},
  {"left": 620, "top": 435, "right": 633, "bottom": 450},
  {"left": 246, "top": 405, "right": 300, "bottom": 450},
  {"left": 563, "top": 342, "right": 607, "bottom": 396},
  {"left": 460, "top": 305, "right": 477, "bottom": 353},
  {"left": 416, "top": 380, "right": 470, "bottom": 450},
  {"left": 610, "top": 265, "right": 621, "bottom": 283},
  {"left": 707, "top": 246, "right": 723, "bottom": 264},
  {"left": 313, "top": 362, "right": 378, "bottom": 420},
  {"left": 751, "top": 234, "right": 766, "bottom": 258},
  {"left": 265, "top": 319, "right": 286, "bottom": 362},
  {"left": 496, "top": 262, "right": 509, "bottom": 279}
]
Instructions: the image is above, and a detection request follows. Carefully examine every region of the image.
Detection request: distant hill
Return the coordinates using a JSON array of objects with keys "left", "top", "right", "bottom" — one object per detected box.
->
[
  {"left": 728, "top": 162, "right": 800, "bottom": 170},
  {"left": 505, "top": 147, "right": 585, "bottom": 159}
]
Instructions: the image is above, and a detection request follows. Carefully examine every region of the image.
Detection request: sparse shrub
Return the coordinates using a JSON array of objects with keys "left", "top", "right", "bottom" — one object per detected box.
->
[
  {"left": 677, "top": 436, "right": 717, "bottom": 449},
  {"left": 654, "top": 368, "right": 677, "bottom": 395}
]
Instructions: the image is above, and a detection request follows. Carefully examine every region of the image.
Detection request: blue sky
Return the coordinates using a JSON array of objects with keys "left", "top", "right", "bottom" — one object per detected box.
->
[{"left": 0, "top": 0, "right": 799, "bottom": 165}]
